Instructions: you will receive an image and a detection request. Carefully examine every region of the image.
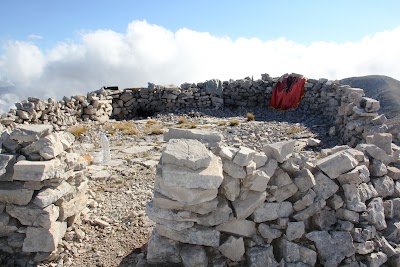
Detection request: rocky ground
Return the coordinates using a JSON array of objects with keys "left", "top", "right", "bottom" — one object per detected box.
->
[{"left": 0, "top": 107, "right": 341, "bottom": 267}]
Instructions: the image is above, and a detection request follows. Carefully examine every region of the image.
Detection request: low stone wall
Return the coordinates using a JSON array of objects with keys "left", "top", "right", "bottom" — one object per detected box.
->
[
  {"left": 145, "top": 130, "right": 400, "bottom": 266},
  {"left": 1, "top": 89, "right": 112, "bottom": 130},
  {"left": 1, "top": 73, "right": 398, "bottom": 148},
  {"left": 0, "top": 125, "right": 88, "bottom": 262}
]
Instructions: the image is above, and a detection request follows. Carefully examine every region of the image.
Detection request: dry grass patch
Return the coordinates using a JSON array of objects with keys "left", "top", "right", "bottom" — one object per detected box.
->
[
  {"left": 287, "top": 126, "right": 304, "bottom": 135},
  {"left": 246, "top": 113, "right": 255, "bottom": 121},
  {"left": 146, "top": 120, "right": 158, "bottom": 126},
  {"left": 178, "top": 117, "right": 188, "bottom": 124},
  {"left": 111, "top": 122, "right": 139, "bottom": 135},
  {"left": 216, "top": 121, "right": 227, "bottom": 126},
  {"left": 68, "top": 126, "right": 88, "bottom": 137},
  {"left": 229, "top": 120, "right": 240, "bottom": 126}
]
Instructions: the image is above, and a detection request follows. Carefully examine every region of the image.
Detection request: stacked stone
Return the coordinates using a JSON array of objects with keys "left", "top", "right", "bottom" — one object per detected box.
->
[
  {"left": 0, "top": 124, "right": 88, "bottom": 261},
  {"left": 111, "top": 84, "right": 213, "bottom": 120},
  {"left": 82, "top": 90, "right": 113, "bottom": 123},
  {"left": 336, "top": 86, "right": 388, "bottom": 146},
  {"left": 145, "top": 129, "right": 400, "bottom": 266},
  {"left": 0, "top": 89, "right": 112, "bottom": 130}
]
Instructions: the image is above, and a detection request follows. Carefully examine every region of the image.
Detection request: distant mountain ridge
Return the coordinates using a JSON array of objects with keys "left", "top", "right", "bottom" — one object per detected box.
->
[{"left": 340, "top": 75, "right": 400, "bottom": 124}]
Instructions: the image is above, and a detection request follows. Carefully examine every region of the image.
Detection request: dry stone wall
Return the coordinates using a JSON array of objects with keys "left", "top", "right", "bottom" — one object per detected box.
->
[
  {"left": 1, "top": 73, "right": 398, "bottom": 147},
  {"left": 145, "top": 129, "right": 400, "bottom": 266},
  {"left": 0, "top": 124, "right": 88, "bottom": 262}
]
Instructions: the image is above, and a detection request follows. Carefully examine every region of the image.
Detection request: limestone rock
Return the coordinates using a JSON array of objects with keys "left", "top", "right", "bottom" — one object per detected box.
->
[
  {"left": 156, "top": 224, "right": 220, "bottom": 247},
  {"left": 232, "top": 146, "right": 256, "bottom": 166},
  {"left": 12, "top": 159, "right": 64, "bottom": 182},
  {"left": 372, "top": 175, "right": 394, "bottom": 198},
  {"left": 252, "top": 202, "right": 293, "bottom": 223},
  {"left": 162, "top": 139, "right": 213, "bottom": 170},
  {"left": 155, "top": 176, "right": 218, "bottom": 205},
  {"left": 222, "top": 159, "right": 246, "bottom": 179},
  {"left": 0, "top": 154, "right": 16, "bottom": 181},
  {"left": 22, "top": 221, "right": 67, "bottom": 253},
  {"left": 263, "top": 140, "right": 296, "bottom": 163},
  {"left": 146, "top": 230, "right": 181, "bottom": 264},
  {"left": 246, "top": 246, "right": 279, "bottom": 267},
  {"left": 33, "top": 181, "right": 72, "bottom": 208},
  {"left": 164, "top": 128, "right": 223, "bottom": 144},
  {"left": 242, "top": 170, "right": 271, "bottom": 192},
  {"left": 312, "top": 172, "right": 339, "bottom": 200},
  {"left": 306, "top": 231, "right": 355, "bottom": 267},
  {"left": 258, "top": 224, "right": 282, "bottom": 243},
  {"left": 316, "top": 151, "right": 358, "bottom": 179},
  {"left": 196, "top": 197, "right": 232, "bottom": 226},
  {"left": 278, "top": 239, "right": 317, "bottom": 266},
  {"left": 6, "top": 204, "right": 59, "bottom": 229},
  {"left": 180, "top": 244, "right": 208, "bottom": 267},
  {"left": 218, "top": 236, "right": 245, "bottom": 262},
  {"left": 366, "top": 133, "right": 393, "bottom": 155},
  {"left": 232, "top": 191, "right": 266, "bottom": 219},
  {"left": 221, "top": 174, "right": 240, "bottom": 201},
  {"left": 0, "top": 182, "right": 34, "bottom": 205},
  {"left": 286, "top": 221, "right": 305, "bottom": 241},
  {"left": 216, "top": 219, "right": 256, "bottom": 238},
  {"left": 366, "top": 197, "right": 387, "bottom": 230},
  {"left": 253, "top": 152, "right": 268, "bottom": 168},
  {"left": 294, "top": 169, "right": 316, "bottom": 192},
  {"left": 10, "top": 124, "right": 53, "bottom": 143},
  {"left": 153, "top": 192, "right": 218, "bottom": 215}
]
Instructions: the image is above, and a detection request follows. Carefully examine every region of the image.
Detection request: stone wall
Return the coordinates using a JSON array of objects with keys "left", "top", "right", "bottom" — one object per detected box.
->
[
  {"left": 145, "top": 129, "right": 400, "bottom": 266},
  {"left": 1, "top": 73, "right": 397, "bottom": 147},
  {"left": 0, "top": 125, "right": 88, "bottom": 262}
]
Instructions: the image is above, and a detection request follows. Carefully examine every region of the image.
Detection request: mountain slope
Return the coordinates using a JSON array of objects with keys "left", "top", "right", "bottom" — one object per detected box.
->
[{"left": 340, "top": 75, "right": 400, "bottom": 123}]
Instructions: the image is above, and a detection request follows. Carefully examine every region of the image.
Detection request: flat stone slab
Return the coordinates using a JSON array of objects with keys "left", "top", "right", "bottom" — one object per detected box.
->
[
  {"left": 22, "top": 222, "right": 67, "bottom": 253},
  {"left": 13, "top": 159, "right": 64, "bottom": 182},
  {"left": 153, "top": 192, "right": 218, "bottom": 215},
  {"left": 33, "top": 181, "right": 72, "bottom": 208},
  {"left": 0, "top": 182, "right": 34, "bottom": 205},
  {"left": 164, "top": 128, "right": 223, "bottom": 144},
  {"left": 156, "top": 224, "right": 220, "bottom": 247},
  {"left": 216, "top": 219, "right": 256, "bottom": 237},
  {"left": 122, "top": 145, "right": 153, "bottom": 154},
  {"left": 162, "top": 139, "right": 213, "bottom": 170},
  {"left": 10, "top": 124, "right": 53, "bottom": 143},
  {"left": 162, "top": 154, "right": 223, "bottom": 189},
  {"left": 316, "top": 151, "right": 358, "bottom": 179},
  {"left": 6, "top": 204, "right": 59, "bottom": 229},
  {"left": 155, "top": 176, "right": 218, "bottom": 205},
  {"left": 263, "top": 140, "right": 296, "bottom": 163}
]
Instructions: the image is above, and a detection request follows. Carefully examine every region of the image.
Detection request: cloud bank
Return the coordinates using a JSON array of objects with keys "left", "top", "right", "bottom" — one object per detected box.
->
[{"left": 1, "top": 20, "right": 400, "bottom": 113}]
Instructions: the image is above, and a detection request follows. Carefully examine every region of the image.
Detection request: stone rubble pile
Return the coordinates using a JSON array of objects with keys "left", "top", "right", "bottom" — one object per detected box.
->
[
  {"left": 0, "top": 124, "right": 88, "bottom": 262},
  {"left": 335, "top": 86, "right": 392, "bottom": 147},
  {"left": 1, "top": 89, "right": 113, "bottom": 130},
  {"left": 145, "top": 130, "right": 400, "bottom": 266}
]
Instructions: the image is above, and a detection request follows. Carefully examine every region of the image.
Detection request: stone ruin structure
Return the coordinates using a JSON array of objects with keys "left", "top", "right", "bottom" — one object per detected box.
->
[
  {"left": 145, "top": 129, "right": 400, "bottom": 266},
  {"left": 0, "top": 72, "right": 400, "bottom": 266},
  {"left": 0, "top": 124, "right": 88, "bottom": 262},
  {"left": 1, "top": 73, "right": 399, "bottom": 148}
]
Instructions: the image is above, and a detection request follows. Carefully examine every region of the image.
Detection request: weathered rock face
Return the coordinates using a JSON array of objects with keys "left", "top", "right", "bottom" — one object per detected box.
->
[
  {"left": 0, "top": 125, "right": 88, "bottom": 261},
  {"left": 145, "top": 130, "right": 400, "bottom": 266}
]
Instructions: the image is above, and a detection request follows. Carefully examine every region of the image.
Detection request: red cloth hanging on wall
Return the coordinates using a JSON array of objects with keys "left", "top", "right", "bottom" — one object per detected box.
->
[{"left": 269, "top": 76, "right": 306, "bottom": 110}]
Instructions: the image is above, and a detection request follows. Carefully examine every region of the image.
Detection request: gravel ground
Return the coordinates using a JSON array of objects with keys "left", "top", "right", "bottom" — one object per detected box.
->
[{"left": 0, "top": 107, "right": 341, "bottom": 267}]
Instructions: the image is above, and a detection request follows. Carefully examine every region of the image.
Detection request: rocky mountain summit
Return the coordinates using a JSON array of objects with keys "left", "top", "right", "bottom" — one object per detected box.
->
[{"left": 1, "top": 73, "right": 400, "bottom": 266}]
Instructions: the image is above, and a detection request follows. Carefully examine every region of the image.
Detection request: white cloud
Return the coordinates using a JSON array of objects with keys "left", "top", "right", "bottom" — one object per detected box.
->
[
  {"left": 1, "top": 20, "right": 400, "bottom": 114},
  {"left": 27, "top": 34, "right": 43, "bottom": 40}
]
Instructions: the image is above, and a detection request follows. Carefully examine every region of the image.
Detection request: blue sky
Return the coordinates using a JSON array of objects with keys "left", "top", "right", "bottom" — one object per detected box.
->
[
  {"left": 2, "top": 0, "right": 400, "bottom": 47},
  {"left": 1, "top": 0, "right": 400, "bottom": 111}
]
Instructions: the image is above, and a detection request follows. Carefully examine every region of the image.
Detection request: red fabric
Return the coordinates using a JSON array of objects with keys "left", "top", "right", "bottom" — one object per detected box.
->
[{"left": 269, "top": 76, "right": 306, "bottom": 110}]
